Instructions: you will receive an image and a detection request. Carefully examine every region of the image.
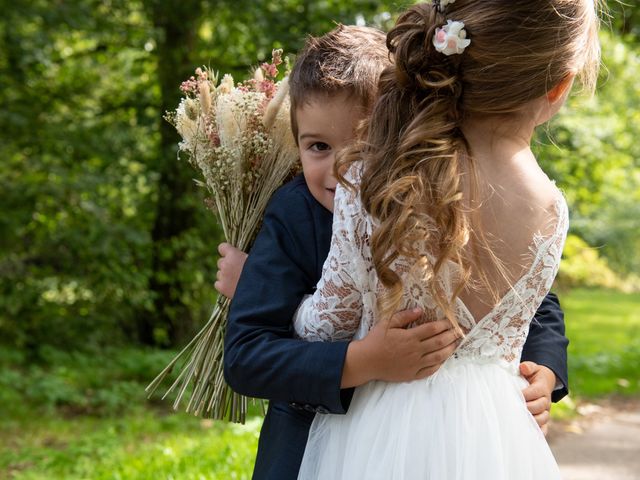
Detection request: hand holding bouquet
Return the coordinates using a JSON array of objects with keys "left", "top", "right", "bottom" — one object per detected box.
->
[{"left": 146, "top": 50, "right": 299, "bottom": 422}]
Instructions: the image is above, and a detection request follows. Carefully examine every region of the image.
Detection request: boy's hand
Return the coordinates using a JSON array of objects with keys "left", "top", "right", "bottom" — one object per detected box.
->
[
  {"left": 520, "top": 361, "right": 557, "bottom": 435},
  {"left": 342, "top": 308, "right": 461, "bottom": 388},
  {"left": 215, "top": 243, "right": 248, "bottom": 300}
]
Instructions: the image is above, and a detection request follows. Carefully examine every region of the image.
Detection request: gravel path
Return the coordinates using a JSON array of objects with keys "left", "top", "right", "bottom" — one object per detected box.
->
[{"left": 549, "top": 400, "right": 640, "bottom": 480}]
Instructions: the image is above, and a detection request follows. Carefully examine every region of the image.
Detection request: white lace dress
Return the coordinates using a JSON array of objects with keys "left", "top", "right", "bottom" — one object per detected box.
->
[{"left": 293, "top": 166, "right": 567, "bottom": 480}]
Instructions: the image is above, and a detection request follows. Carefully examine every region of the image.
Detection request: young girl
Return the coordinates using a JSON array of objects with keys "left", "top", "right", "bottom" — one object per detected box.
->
[{"left": 292, "top": 1, "right": 600, "bottom": 478}]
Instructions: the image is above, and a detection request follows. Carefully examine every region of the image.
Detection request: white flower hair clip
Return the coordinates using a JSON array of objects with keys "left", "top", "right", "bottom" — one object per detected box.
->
[{"left": 433, "top": 20, "right": 471, "bottom": 56}]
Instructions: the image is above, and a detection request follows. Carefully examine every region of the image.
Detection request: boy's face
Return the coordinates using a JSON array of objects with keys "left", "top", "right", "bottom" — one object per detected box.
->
[{"left": 296, "top": 92, "right": 364, "bottom": 212}]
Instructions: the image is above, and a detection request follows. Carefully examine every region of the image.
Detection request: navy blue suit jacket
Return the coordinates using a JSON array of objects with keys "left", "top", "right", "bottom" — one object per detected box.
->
[{"left": 224, "top": 175, "right": 569, "bottom": 480}]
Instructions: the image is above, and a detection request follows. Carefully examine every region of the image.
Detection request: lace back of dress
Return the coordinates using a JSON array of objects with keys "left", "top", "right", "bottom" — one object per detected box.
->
[{"left": 453, "top": 197, "right": 569, "bottom": 367}]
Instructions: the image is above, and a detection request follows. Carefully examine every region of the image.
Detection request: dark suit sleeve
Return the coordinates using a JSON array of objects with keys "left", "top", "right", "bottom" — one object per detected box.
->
[
  {"left": 520, "top": 292, "right": 569, "bottom": 402},
  {"left": 224, "top": 187, "right": 353, "bottom": 414}
]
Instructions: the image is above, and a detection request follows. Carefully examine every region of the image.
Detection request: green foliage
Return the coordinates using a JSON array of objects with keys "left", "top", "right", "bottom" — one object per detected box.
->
[
  {"left": 558, "top": 234, "right": 640, "bottom": 292},
  {"left": 194, "top": 0, "right": 401, "bottom": 73},
  {"left": 536, "top": 30, "right": 640, "bottom": 276},
  {"left": 607, "top": 0, "right": 640, "bottom": 42},
  {"left": 0, "top": 346, "right": 178, "bottom": 419},
  {"left": 0, "top": 343, "right": 262, "bottom": 479},
  {"left": 1, "top": 1, "right": 157, "bottom": 348},
  {"left": 0, "top": 1, "right": 221, "bottom": 349},
  {"left": 0, "top": 0, "right": 403, "bottom": 351}
]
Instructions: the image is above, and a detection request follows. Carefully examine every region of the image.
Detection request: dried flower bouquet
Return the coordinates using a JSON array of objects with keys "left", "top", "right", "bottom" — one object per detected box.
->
[{"left": 146, "top": 50, "right": 299, "bottom": 422}]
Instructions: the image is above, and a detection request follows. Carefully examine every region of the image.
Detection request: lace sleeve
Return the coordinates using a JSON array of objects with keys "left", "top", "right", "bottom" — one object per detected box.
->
[{"left": 293, "top": 175, "right": 369, "bottom": 342}]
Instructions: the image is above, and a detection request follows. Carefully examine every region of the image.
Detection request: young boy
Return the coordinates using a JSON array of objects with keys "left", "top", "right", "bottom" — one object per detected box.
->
[{"left": 222, "top": 25, "right": 568, "bottom": 480}]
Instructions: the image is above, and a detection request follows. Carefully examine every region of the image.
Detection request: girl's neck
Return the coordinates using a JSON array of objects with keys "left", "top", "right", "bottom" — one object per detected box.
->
[{"left": 461, "top": 114, "right": 537, "bottom": 163}]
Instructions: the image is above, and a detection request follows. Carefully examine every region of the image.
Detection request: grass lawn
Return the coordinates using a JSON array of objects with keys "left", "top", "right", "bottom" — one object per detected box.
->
[
  {"left": 0, "top": 348, "right": 262, "bottom": 479},
  {"left": 1, "top": 288, "right": 638, "bottom": 479},
  {"left": 0, "top": 410, "right": 260, "bottom": 480},
  {"left": 562, "top": 288, "right": 640, "bottom": 397}
]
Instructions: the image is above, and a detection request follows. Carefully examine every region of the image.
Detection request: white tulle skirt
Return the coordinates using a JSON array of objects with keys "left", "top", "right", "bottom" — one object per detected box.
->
[{"left": 298, "top": 359, "right": 562, "bottom": 480}]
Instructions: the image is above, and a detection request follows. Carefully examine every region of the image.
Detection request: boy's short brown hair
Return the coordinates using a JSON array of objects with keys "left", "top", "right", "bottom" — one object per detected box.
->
[{"left": 288, "top": 25, "right": 389, "bottom": 142}]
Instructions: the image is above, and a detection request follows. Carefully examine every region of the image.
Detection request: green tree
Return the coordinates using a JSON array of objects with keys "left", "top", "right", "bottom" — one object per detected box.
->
[
  {"left": 536, "top": 30, "right": 640, "bottom": 277},
  {"left": 0, "top": 0, "right": 400, "bottom": 351},
  {"left": 0, "top": 1, "right": 161, "bottom": 351}
]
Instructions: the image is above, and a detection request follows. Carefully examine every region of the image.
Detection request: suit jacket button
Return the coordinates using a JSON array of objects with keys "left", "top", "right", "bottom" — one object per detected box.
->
[
  {"left": 316, "top": 406, "right": 329, "bottom": 414},
  {"left": 289, "top": 402, "right": 303, "bottom": 410},
  {"left": 303, "top": 404, "right": 316, "bottom": 413}
]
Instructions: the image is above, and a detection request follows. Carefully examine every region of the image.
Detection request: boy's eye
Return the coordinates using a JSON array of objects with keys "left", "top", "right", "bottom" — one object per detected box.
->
[{"left": 310, "top": 142, "right": 331, "bottom": 152}]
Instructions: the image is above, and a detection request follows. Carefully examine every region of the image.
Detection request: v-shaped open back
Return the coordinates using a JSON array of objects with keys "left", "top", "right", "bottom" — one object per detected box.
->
[{"left": 455, "top": 196, "right": 568, "bottom": 331}]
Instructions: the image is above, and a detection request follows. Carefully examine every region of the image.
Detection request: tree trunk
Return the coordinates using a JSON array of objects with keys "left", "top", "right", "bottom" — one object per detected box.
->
[{"left": 139, "top": 0, "right": 205, "bottom": 346}]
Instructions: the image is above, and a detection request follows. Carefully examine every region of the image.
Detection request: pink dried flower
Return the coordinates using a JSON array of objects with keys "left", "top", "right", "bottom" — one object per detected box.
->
[
  {"left": 261, "top": 62, "right": 278, "bottom": 78},
  {"left": 259, "top": 49, "right": 284, "bottom": 80},
  {"left": 180, "top": 76, "right": 198, "bottom": 94},
  {"left": 257, "top": 79, "right": 277, "bottom": 98}
]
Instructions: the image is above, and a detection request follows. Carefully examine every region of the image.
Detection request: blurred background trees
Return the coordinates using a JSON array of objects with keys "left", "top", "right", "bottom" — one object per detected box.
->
[{"left": 0, "top": 0, "right": 638, "bottom": 354}]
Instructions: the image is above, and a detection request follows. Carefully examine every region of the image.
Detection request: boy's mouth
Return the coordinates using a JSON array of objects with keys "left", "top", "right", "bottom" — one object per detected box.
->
[{"left": 326, "top": 187, "right": 336, "bottom": 194}]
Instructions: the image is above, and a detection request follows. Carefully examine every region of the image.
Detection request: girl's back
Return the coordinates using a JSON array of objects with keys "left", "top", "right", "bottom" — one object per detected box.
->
[{"left": 458, "top": 132, "right": 565, "bottom": 323}]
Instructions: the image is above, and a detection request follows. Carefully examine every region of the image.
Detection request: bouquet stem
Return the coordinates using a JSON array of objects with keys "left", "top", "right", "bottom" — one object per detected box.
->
[{"left": 146, "top": 296, "right": 256, "bottom": 423}]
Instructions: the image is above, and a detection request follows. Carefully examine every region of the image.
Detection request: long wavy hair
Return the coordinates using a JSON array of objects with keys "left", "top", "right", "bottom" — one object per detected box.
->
[{"left": 337, "top": 0, "right": 601, "bottom": 329}]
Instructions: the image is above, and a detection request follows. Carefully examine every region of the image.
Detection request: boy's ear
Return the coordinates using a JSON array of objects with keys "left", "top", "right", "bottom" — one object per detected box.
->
[{"left": 547, "top": 74, "right": 575, "bottom": 104}]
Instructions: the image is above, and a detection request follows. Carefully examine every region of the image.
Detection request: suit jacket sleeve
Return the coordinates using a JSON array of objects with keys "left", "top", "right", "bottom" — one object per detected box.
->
[
  {"left": 521, "top": 292, "right": 569, "bottom": 402},
  {"left": 224, "top": 185, "right": 353, "bottom": 414}
]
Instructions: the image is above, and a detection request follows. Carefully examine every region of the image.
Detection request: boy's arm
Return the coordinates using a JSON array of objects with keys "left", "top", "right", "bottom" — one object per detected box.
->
[
  {"left": 224, "top": 188, "right": 353, "bottom": 414},
  {"left": 521, "top": 292, "right": 569, "bottom": 402},
  {"left": 223, "top": 186, "right": 459, "bottom": 414}
]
